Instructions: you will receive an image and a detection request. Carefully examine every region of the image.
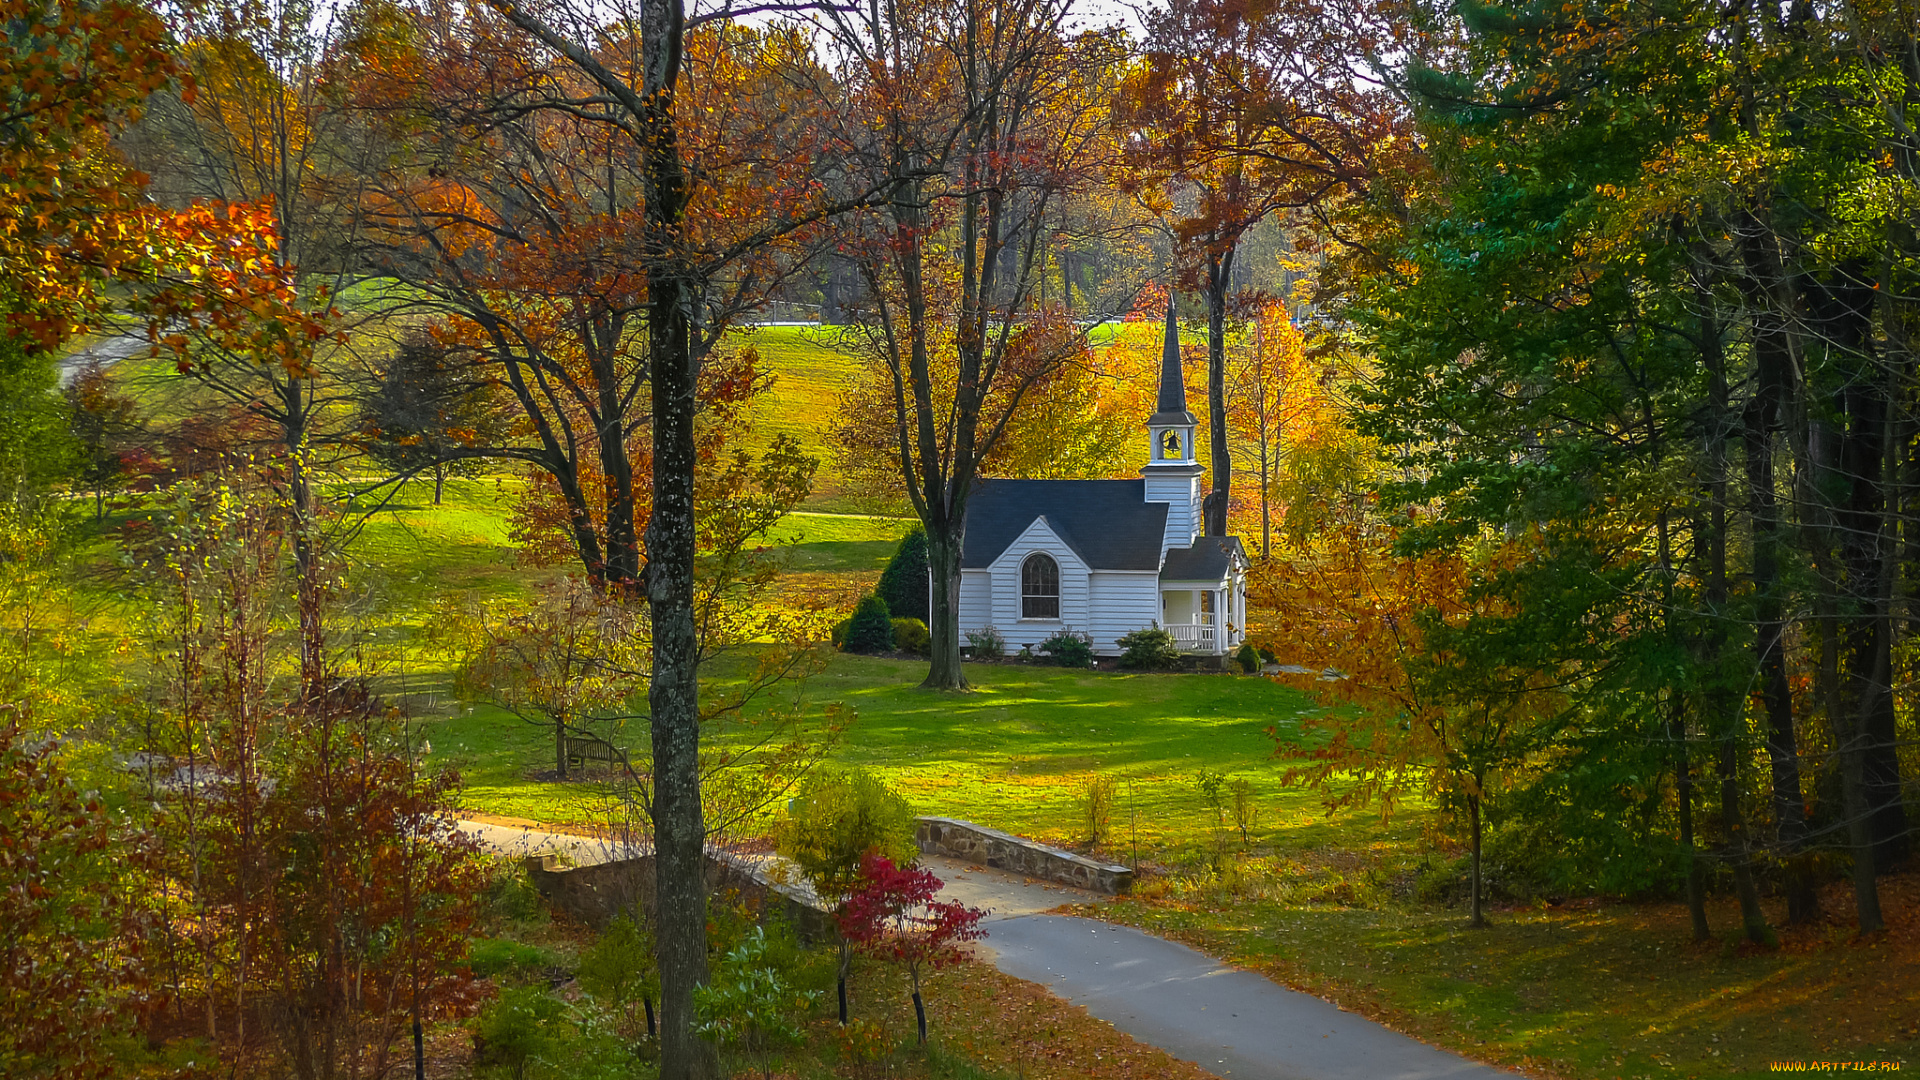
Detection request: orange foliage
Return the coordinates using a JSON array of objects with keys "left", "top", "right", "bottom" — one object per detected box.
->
[{"left": 0, "top": 0, "right": 332, "bottom": 356}]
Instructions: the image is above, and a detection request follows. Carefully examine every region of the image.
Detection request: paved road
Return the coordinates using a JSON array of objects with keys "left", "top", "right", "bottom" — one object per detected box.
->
[
  {"left": 919, "top": 857, "right": 1515, "bottom": 1080},
  {"left": 453, "top": 819, "right": 637, "bottom": 865},
  {"left": 983, "top": 916, "right": 1515, "bottom": 1080},
  {"left": 460, "top": 827, "right": 1517, "bottom": 1080}
]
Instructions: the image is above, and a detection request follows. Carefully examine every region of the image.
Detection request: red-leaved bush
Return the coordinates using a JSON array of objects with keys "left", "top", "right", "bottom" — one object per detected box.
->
[{"left": 836, "top": 852, "right": 985, "bottom": 1044}]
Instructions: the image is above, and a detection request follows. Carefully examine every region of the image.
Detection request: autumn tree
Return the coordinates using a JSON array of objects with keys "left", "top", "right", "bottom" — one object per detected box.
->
[
  {"left": 836, "top": 853, "right": 985, "bottom": 1044},
  {"left": 814, "top": 0, "right": 1123, "bottom": 688},
  {"left": 1121, "top": 0, "right": 1411, "bottom": 536},
  {"left": 129, "top": 470, "right": 483, "bottom": 1073},
  {"left": 345, "top": 6, "right": 889, "bottom": 1070},
  {"left": 64, "top": 360, "right": 143, "bottom": 519},
  {"left": 357, "top": 330, "right": 508, "bottom": 504}
]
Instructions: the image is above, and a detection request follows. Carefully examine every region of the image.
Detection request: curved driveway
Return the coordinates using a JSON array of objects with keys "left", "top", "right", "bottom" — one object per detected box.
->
[
  {"left": 922, "top": 855, "right": 1518, "bottom": 1080},
  {"left": 459, "top": 823, "right": 1518, "bottom": 1080}
]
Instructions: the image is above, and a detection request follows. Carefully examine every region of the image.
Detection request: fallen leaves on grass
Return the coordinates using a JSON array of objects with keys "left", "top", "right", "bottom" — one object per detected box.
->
[{"left": 912, "top": 958, "right": 1219, "bottom": 1080}]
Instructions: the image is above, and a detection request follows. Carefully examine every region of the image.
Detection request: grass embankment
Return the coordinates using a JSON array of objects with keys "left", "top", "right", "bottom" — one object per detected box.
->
[
  {"left": 737, "top": 324, "right": 871, "bottom": 513},
  {"left": 1088, "top": 876, "right": 1920, "bottom": 1080}
]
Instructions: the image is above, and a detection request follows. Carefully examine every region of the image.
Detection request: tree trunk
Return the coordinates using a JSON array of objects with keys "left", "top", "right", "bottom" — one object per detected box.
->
[
  {"left": 1695, "top": 266, "right": 1770, "bottom": 945},
  {"left": 1467, "top": 791, "right": 1485, "bottom": 929},
  {"left": 554, "top": 718, "right": 568, "bottom": 781},
  {"left": 639, "top": 0, "right": 715, "bottom": 1068},
  {"left": 910, "top": 967, "right": 927, "bottom": 1045},
  {"left": 1717, "top": 732, "right": 1770, "bottom": 943},
  {"left": 1817, "top": 266, "right": 1910, "bottom": 874},
  {"left": 1203, "top": 250, "right": 1233, "bottom": 536},
  {"left": 921, "top": 527, "right": 967, "bottom": 690},
  {"left": 432, "top": 462, "right": 445, "bottom": 506},
  {"left": 837, "top": 940, "right": 850, "bottom": 1024},
  {"left": 1737, "top": 218, "right": 1818, "bottom": 922},
  {"left": 1671, "top": 702, "right": 1711, "bottom": 941}
]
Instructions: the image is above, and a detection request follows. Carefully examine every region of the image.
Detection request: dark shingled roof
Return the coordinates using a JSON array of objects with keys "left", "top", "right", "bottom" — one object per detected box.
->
[
  {"left": 1159, "top": 536, "right": 1246, "bottom": 582},
  {"left": 961, "top": 480, "right": 1169, "bottom": 570}
]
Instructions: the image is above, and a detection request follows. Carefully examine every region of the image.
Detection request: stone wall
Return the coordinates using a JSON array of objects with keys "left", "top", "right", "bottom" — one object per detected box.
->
[
  {"left": 915, "top": 816, "right": 1133, "bottom": 894},
  {"left": 523, "top": 849, "right": 834, "bottom": 941}
]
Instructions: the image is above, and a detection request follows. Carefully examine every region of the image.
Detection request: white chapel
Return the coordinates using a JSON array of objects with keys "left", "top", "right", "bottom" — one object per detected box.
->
[{"left": 956, "top": 303, "right": 1250, "bottom": 658}]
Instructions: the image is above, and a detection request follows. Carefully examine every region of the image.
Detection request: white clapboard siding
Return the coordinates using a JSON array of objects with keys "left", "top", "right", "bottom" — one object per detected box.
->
[
  {"left": 1141, "top": 471, "right": 1203, "bottom": 556},
  {"left": 958, "top": 570, "right": 993, "bottom": 635},
  {"left": 1087, "top": 571, "right": 1161, "bottom": 655},
  {"left": 987, "top": 518, "right": 1090, "bottom": 649}
]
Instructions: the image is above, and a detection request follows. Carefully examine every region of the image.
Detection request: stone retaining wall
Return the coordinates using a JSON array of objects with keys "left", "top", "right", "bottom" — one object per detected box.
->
[
  {"left": 523, "top": 849, "right": 834, "bottom": 940},
  {"left": 915, "top": 816, "right": 1133, "bottom": 894}
]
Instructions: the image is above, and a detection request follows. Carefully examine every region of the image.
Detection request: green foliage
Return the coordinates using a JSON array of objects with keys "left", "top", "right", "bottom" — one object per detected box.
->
[
  {"left": 1116, "top": 625, "right": 1180, "bottom": 670},
  {"left": 875, "top": 526, "right": 929, "bottom": 621},
  {"left": 963, "top": 626, "right": 1004, "bottom": 658},
  {"left": 483, "top": 867, "right": 548, "bottom": 924},
  {"left": 693, "top": 926, "right": 819, "bottom": 1080},
  {"left": 775, "top": 767, "right": 919, "bottom": 903},
  {"left": 576, "top": 917, "right": 655, "bottom": 1009},
  {"left": 1234, "top": 642, "right": 1259, "bottom": 673},
  {"left": 890, "top": 617, "right": 930, "bottom": 655},
  {"left": 474, "top": 986, "right": 565, "bottom": 1079},
  {"left": 0, "top": 328, "right": 75, "bottom": 505},
  {"left": 0, "top": 721, "right": 136, "bottom": 1079},
  {"left": 1194, "top": 768, "right": 1226, "bottom": 828},
  {"left": 468, "top": 937, "right": 562, "bottom": 982},
  {"left": 1036, "top": 628, "right": 1093, "bottom": 668},
  {"left": 840, "top": 594, "right": 895, "bottom": 654}
]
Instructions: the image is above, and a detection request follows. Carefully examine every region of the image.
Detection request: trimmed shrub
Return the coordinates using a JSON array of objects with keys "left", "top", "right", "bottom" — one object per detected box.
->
[
  {"left": 1038, "top": 628, "right": 1094, "bottom": 668},
  {"left": 775, "top": 768, "right": 919, "bottom": 902},
  {"left": 1234, "top": 641, "right": 1260, "bottom": 673},
  {"left": 892, "top": 618, "right": 930, "bottom": 654},
  {"left": 876, "top": 527, "right": 929, "bottom": 622},
  {"left": 1116, "top": 626, "right": 1181, "bottom": 670},
  {"left": 830, "top": 618, "right": 851, "bottom": 649},
  {"left": 965, "top": 626, "right": 1005, "bottom": 658},
  {"left": 840, "top": 594, "right": 895, "bottom": 654},
  {"left": 1258, "top": 646, "right": 1276, "bottom": 664}
]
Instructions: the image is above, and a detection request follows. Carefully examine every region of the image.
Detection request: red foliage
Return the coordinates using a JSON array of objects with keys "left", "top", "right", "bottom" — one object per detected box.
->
[{"left": 837, "top": 853, "right": 986, "bottom": 977}]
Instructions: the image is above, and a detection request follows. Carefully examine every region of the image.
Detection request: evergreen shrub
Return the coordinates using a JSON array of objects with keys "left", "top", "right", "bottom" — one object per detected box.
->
[
  {"left": 1038, "top": 628, "right": 1094, "bottom": 668},
  {"left": 891, "top": 618, "right": 930, "bottom": 654},
  {"left": 840, "top": 594, "right": 895, "bottom": 654},
  {"left": 876, "top": 527, "right": 929, "bottom": 622},
  {"left": 1116, "top": 626, "right": 1181, "bottom": 670},
  {"left": 1234, "top": 642, "right": 1260, "bottom": 673}
]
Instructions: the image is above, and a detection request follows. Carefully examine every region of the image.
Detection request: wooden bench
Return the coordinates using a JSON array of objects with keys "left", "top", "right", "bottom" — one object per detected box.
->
[{"left": 564, "top": 733, "right": 632, "bottom": 773}]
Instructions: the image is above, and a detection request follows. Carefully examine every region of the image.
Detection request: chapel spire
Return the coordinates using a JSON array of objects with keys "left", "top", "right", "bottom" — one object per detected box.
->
[{"left": 1152, "top": 295, "right": 1195, "bottom": 425}]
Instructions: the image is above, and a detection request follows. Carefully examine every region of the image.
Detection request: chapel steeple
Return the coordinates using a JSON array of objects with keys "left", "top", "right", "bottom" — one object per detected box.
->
[
  {"left": 1152, "top": 296, "right": 1196, "bottom": 427},
  {"left": 1141, "top": 295, "right": 1204, "bottom": 551},
  {"left": 1143, "top": 297, "right": 1199, "bottom": 468}
]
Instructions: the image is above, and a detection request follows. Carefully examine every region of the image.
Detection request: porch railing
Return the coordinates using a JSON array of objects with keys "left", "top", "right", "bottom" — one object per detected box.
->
[{"left": 1165, "top": 623, "right": 1217, "bottom": 652}]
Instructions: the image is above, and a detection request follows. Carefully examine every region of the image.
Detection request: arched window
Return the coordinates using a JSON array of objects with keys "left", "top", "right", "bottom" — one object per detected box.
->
[{"left": 1021, "top": 552, "right": 1060, "bottom": 619}]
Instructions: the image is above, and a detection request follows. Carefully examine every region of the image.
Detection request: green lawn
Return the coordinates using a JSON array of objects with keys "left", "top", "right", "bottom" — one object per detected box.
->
[
  {"left": 425, "top": 650, "right": 1411, "bottom": 863},
  {"left": 735, "top": 325, "right": 870, "bottom": 511},
  {"left": 765, "top": 510, "right": 918, "bottom": 572}
]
